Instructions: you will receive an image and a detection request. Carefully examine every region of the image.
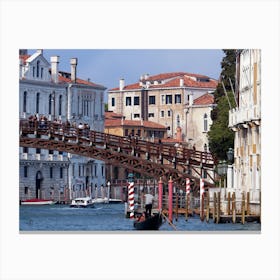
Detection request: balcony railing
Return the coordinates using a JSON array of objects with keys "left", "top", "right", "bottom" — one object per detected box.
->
[{"left": 229, "top": 105, "right": 261, "bottom": 127}]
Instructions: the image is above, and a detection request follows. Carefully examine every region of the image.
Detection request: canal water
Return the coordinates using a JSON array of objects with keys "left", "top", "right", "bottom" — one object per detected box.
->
[{"left": 19, "top": 203, "right": 261, "bottom": 232}]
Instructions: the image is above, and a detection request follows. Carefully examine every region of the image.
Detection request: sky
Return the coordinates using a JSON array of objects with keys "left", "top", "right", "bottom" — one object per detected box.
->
[{"left": 29, "top": 49, "right": 224, "bottom": 95}]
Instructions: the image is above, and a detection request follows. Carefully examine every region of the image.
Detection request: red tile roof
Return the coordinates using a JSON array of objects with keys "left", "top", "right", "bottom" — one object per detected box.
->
[
  {"left": 105, "top": 119, "right": 166, "bottom": 130},
  {"left": 193, "top": 93, "right": 214, "bottom": 105},
  {"left": 105, "top": 111, "right": 123, "bottom": 119},
  {"left": 58, "top": 72, "right": 105, "bottom": 88},
  {"left": 19, "top": 55, "right": 31, "bottom": 65},
  {"left": 109, "top": 72, "right": 217, "bottom": 91}
]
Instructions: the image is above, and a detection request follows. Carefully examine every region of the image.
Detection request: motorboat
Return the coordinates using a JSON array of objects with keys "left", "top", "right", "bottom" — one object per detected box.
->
[
  {"left": 108, "top": 198, "right": 122, "bottom": 204},
  {"left": 133, "top": 212, "right": 162, "bottom": 230},
  {"left": 92, "top": 197, "right": 108, "bottom": 204},
  {"left": 21, "top": 198, "right": 56, "bottom": 205},
  {"left": 70, "top": 197, "right": 95, "bottom": 208},
  {"left": 92, "top": 197, "right": 123, "bottom": 204}
]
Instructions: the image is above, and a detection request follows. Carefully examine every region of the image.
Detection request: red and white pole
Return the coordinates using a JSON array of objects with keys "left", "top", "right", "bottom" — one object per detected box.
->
[
  {"left": 200, "top": 178, "right": 205, "bottom": 221},
  {"left": 158, "top": 177, "right": 163, "bottom": 211},
  {"left": 128, "top": 182, "right": 135, "bottom": 219},
  {"left": 168, "top": 177, "right": 173, "bottom": 222},
  {"left": 185, "top": 178, "right": 190, "bottom": 221}
]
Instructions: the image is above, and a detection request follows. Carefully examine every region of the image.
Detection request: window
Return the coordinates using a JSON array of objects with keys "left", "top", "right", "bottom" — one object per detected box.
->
[
  {"left": 23, "top": 147, "right": 28, "bottom": 153},
  {"left": 137, "top": 129, "right": 141, "bottom": 137},
  {"left": 41, "top": 67, "right": 44, "bottom": 78},
  {"left": 134, "top": 114, "right": 140, "bottom": 118},
  {"left": 125, "top": 129, "right": 128, "bottom": 136},
  {"left": 149, "top": 96, "right": 156, "bottom": 105},
  {"left": 204, "top": 143, "right": 208, "bottom": 152},
  {"left": 32, "top": 66, "right": 35, "bottom": 77},
  {"left": 24, "top": 187, "right": 28, "bottom": 195},
  {"left": 50, "top": 167, "right": 53, "bottom": 178},
  {"left": 101, "top": 165, "right": 104, "bottom": 177},
  {"left": 134, "top": 96, "right": 140, "bottom": 105},
  {"left": 23, "top": 91, "right": 27, "bottom": 112},
  {"left": 36, "top": 92, "right": 40, "bottom": 113},
  {"left": 166, "top": 95, "right": 172, "bottom": 104},
  {"left": 160, "top": 110, "right": 164, "bottom": 118},
  {"left": 79, "top": 166, "right": 81, "bottom": 177},
  {"left": 49, "top": 150, "right": 53, "bottom": 154},
  {"left": 175, "top": 94, "right": 181, "bottom": 104},
  {"left": 36, "top": 60, "right": 40, "bottom": 78},
  {"left": 59, "top": 95, "right": 62, "bottom": 116},
  {"left": 36, "top": 148, "right": 41, "bottom": 154},
  {"left": 48, "top": 94, "right": 52, "bottom": 114},
  {"left": 60, "top": 167, "right": 63, "bottom": 178},
  {"left": 59, "top": 150, "right": 63, "bottom": 155},
  {"left": 161, "top": 95, "right": 165, "bottom": 105},
  {"left": 177, "top": 115, "right": 180, "bottom": 127},
  {"left": 126, "top": 97, "right": 131, "bottom": 106},
  {"left": 94, "top": 165, "right": 97, "bottom": 177},
  {"left": 148, "top": 113, "right": 154, "bottom": 118},
  {"left": 24, "top": 166, "right": 28, "bottom": 178},
  {"left": 204, "top": 113, "right": 208, "bottom": 131},
  {"left": 167, "top": 110, "right": 171, "bottom": 117},
  {"left": 111, "top": 97, "right": 115, "bottom": 107}
]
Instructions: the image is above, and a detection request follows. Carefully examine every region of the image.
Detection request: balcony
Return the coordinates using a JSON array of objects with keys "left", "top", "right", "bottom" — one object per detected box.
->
[{"left": 229, "top": 105, "right": 261, "bottom": 128}]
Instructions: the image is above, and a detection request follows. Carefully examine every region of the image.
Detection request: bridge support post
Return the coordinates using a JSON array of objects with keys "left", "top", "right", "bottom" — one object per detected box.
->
[{"left": 168, "top": 177, "right": 173, "bottom": 222}]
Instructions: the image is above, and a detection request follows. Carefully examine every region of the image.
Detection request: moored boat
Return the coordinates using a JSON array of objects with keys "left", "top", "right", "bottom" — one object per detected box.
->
[
  {"left": 133, "top": 212, "right": 162, "bottom": 230},
  {"left": 70, "top": 197, "right": 95, "bottom": 208},
  {"left": 21, "top": 198, "right": 56, "bottom": 205}
]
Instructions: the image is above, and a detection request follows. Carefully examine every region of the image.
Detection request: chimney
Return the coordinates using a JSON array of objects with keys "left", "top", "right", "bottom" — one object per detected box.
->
[
  {"left": 37, "top": 49, "right": 43, "bottom": 55},
  {"left": 50, "top": 56, "right": 59, "bottom": 83},
  {"left": 70, "top": 58, "right": 78, "bottom": 83},
  {"left": 144, "top": 73, "right": 149, "bottom": 80},
  {"left": 119, "top": 78, "right": 125, "bottom": 91},
  {"left": 180, "top": 78, "right": 184, "bottom": 87}
]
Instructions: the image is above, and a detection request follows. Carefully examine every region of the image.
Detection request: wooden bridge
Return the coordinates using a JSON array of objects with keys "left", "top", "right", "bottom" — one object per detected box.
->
[{"left": 19, "top": 119, "right": 218, "bottom": 193}]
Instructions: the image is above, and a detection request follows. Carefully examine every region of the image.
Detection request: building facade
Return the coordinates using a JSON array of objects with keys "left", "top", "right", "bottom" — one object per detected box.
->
[
  {"left": 19, "top": 49, "right": 106, "bottom": 201},
  {"left": 228, "top": 49, "right": 261, "bottom": 212},
  {"left": 108, "top": 72, "right": 217, "bottom": 151}
]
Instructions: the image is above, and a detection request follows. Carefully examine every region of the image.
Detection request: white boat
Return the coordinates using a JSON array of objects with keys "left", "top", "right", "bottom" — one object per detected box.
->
[
  {"left": 108, "top": 198, "right": 123, "bottom": 204},
  {"left": 92, "top": 197, "right": 122, "bottom": 204},
  {"left": 70, "top": 197, "right": 95, "bottom": 208},
  {"left": 21, "top": 199, "right": 56, "bottom": 205},
  {"left": 92, "top": 197, "right": 108, "bottom": 204}
]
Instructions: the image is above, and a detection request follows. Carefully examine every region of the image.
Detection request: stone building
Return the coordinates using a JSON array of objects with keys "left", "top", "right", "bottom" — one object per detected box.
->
[
  {"left": 107, "top": 72, "right": 217, "bottom": 151},
  {"left": 228, "top": 49, "right": 261, "bottom": 213},
  {"left": 19, "top": 49, "right": 106, "bottom": 201}
]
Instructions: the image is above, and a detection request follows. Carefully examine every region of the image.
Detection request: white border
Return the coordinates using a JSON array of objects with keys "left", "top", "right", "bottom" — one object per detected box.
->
[{"left": 1, "top": 0, "right": 280, "bottom": 279}]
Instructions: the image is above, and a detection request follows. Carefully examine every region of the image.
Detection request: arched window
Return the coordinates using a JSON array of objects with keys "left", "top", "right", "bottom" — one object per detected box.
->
[
  {"left": 176, "top": 115, "right": 180, "bottom": 127},
  {"left": 203, "top": 113, "right": 208, "bottom": 131},
  {"left": 23, "top": 91, "right": 27, "bottom": 112},
  {"left": 204, "top": 143, "right": 208, "bottom": 152},
  {"left": 36, "top": 60, "right": 40, "bottom": 78},
  {"left": 58, "top": 95, "right": 62, "bottom": 116},
  {"left": 48, "top": 94, "right": 52, "bottom": 114},
  {"left": 36, "top": 92, "right": 40, "bottom": 113}
]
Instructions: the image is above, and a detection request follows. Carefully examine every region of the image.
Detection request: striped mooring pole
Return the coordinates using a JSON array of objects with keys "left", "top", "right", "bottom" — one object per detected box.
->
[
  {"left": 128, "top": 182, "right": 135, "bottom": 219},
  {"left": 185, "top": 178, "right": 190, "bottom": 221},
  {"left": 200, "top": 178, "right": 205, "bottom": 221}
]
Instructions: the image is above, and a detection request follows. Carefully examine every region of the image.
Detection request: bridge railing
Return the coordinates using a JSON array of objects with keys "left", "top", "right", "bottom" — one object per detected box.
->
[{"left": 20, "top": 118, "right": 217, "bottom": 174}]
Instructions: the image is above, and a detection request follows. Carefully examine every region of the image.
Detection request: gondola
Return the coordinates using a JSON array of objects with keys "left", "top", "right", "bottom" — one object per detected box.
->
[{"left": 133, "top": 212, "right": 162, "bottom": 230}]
